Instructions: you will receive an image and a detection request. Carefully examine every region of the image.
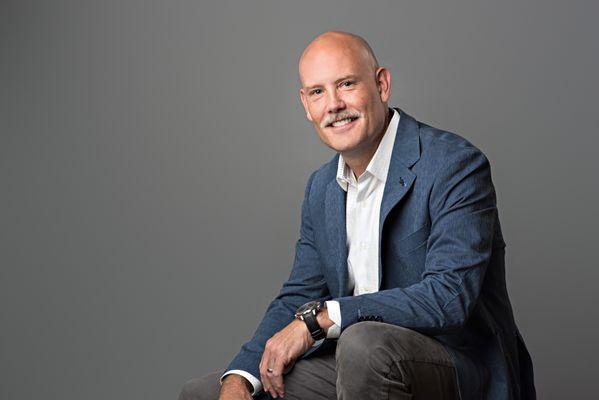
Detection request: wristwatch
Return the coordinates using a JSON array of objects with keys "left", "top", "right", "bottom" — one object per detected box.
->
[{"left": 295, "top": 300, "right": 326, "bottom": 341}]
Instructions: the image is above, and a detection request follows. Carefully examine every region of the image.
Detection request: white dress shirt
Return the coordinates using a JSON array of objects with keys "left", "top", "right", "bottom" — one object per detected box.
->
[
  {"left": 222, "top": 109, "right": 400, "bottom": 396},
  {"left": 325, "top": 108, "right": 399, "bottom": 335}
]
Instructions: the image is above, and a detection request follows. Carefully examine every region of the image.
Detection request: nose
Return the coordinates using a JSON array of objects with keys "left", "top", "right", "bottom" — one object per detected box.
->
[{"left": 326, "top": 88, "right": 346, "bottom": 114}]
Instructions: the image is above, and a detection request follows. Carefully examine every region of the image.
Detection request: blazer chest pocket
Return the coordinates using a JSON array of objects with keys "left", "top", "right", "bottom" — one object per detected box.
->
[{"left": 392, "top": 224, "right": 430, "bottom": 255}]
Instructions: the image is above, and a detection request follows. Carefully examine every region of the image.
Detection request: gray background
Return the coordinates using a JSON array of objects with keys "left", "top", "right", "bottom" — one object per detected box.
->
[{"left": 1, "top": 1, "right": 597, "bottom": 399}]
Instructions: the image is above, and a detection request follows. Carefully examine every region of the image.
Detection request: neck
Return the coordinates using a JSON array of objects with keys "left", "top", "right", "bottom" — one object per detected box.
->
[{"left": 342, "top": 107, "right": 392, "bottom": 178}]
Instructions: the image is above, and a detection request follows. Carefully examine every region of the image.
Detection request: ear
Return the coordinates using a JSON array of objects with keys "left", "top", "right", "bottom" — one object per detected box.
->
[
  {"left": 299, "top": 88, "right": 314, "bottom": 122},
  {"left": 375, "top": 67, "right": 391, "bottom": 103}
]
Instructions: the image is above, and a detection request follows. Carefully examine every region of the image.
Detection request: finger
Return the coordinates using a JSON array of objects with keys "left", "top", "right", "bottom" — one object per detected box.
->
[
  {"left": 262, "top": 342, "right": 285, "bottom": 398},
  {"left": 259, "top": 350, "right": 274, "bottom": 397},
  {"left": 270, "top": 357, "right": 287, "bottom": 398},
  {"left": 262, "top": 372, "right": 274, "bottom": 398},
  {"left": 265, "top": 355, "right": 285, "bottom": 398},
  {"left": 260, "top": 367, "right": 274, "bottom": 398},
  {"left": 263, "top": 360, "right": 281, "bottom": 398},
  {"left": 268, "top": 361, "right": 282, "bottom": 398}
]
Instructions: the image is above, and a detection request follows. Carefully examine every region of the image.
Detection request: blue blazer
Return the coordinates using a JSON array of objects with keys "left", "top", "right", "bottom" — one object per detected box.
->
[{"left": 225, "top": 108, "right": 536, "bottom": 400}]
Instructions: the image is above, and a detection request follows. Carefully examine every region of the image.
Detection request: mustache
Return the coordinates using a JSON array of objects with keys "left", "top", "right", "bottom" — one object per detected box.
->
[{"left": 321, "top": 110, "right": 361, "bottom": 128}]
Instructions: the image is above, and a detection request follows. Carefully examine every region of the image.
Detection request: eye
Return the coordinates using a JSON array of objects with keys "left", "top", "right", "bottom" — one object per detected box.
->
[
  {"left": 341, "top": 80, "right": 355, "bottom": 87},
  {"left": 309, "top": 88, "right": 323, "bottom": 96}
]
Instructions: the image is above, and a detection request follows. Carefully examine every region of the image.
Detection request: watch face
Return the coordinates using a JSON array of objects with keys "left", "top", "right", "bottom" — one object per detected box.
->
[{"left": 296, "top": 300, "right": 320, "bottom": 316}]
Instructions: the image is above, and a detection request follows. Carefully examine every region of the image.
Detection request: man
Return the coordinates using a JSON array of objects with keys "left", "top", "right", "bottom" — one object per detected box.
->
[{"left": 179, "top": 31, "right": 536, "bottom": 400}]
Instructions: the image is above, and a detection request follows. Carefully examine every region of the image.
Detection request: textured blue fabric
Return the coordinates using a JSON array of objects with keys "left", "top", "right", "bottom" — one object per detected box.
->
[{"left": 224, "top": 108, "right": 536, "bottom": 400}]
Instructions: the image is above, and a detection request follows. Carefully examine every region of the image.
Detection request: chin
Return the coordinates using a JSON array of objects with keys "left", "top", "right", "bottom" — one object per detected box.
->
[{"left": 326, "top": 139, "right": 362, "bottom": 154}]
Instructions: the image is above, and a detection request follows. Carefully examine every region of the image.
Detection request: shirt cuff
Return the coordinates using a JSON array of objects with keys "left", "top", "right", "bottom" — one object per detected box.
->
[
  {"left": 220, "top": 370, "right": 262, "bottom": 397},
  {"left": 325, "top": 300, "right": 342, "bottom": 339}
]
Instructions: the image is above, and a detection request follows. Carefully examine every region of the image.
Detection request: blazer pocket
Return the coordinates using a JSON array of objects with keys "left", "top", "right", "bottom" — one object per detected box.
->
[{"left": 394, "top": 224, "right": 431, "bottom": 254}]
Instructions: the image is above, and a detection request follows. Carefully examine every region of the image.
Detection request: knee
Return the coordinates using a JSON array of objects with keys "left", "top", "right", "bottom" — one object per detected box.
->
[
  {"left": 336, "top": 322, "right": 388, "bottom": 370},
  {"left": 336, "top": 322, "right": 377, "bottom": 361},
  {"left": 336, "top": 322, "right": 416, "bottom": 371}
]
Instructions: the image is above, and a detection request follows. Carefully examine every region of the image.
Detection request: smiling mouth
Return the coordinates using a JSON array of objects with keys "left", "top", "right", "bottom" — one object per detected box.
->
[{"left": 327, "top": 116, "right": 359, "bottom": 128}]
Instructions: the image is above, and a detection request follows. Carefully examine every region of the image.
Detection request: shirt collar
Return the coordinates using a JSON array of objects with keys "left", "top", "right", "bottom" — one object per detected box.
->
[{"left": 336, "top": 108, "right": 400, "bottom": 191}]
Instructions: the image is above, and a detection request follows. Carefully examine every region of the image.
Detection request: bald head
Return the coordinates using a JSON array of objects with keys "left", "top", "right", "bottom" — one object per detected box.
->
[{"left": 299, "top": 31, "right": 379, "bottom": 87}]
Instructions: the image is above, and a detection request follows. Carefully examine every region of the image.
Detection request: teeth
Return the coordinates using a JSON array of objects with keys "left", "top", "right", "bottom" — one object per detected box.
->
[{"left": 331, "top": 118, "right": 354, "bottom": 127}]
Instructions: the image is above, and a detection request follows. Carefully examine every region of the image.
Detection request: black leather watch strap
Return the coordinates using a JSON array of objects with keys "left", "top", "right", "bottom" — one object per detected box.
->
[{"left": 300, "top": 309, "right": 326, "bottom": 341}]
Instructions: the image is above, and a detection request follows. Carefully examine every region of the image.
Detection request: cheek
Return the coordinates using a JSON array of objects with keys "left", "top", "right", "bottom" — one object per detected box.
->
[
  {"left": 307, "top": 103, "right": 325, "bottom": 123},
  {"left": 350, "top": 96, "right": 373, "bottom": 117}
]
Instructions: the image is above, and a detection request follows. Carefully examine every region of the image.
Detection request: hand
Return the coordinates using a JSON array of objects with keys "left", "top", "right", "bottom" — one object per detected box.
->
[
  {"left": 259, "top": 319, "right": 314, "bottom": 398},
  {"left": 219, "top": 374, "right": 253, "bottom": 400}
]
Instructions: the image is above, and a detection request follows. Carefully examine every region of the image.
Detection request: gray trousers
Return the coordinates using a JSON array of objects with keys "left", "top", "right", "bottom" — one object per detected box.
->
[{"left": 179, "top": 322, "right": 458, "bottom": 400}]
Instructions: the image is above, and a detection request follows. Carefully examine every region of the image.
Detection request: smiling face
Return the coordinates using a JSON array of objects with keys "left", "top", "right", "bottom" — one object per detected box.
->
[{"left": 299, "top": 33, "right": 391, "bottom": 159}]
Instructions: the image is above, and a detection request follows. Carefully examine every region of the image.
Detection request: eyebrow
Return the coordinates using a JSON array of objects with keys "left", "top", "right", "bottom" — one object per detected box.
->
[{"left": 304, "top": 75, "right": 359, "bottom": 91}]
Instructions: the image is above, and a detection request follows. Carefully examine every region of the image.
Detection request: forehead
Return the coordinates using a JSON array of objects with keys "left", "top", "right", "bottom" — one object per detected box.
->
[{"left": 299, "top": 45, "right": 369, "bottom": 88}]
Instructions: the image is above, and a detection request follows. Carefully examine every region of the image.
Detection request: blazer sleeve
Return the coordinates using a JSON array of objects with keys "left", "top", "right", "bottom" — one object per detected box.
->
[
  {"left": 223, "top": 171, "right": 331, "bottom": 381},
  {"left": 336, "top": 146, "right": 497, "bottom": 335}
]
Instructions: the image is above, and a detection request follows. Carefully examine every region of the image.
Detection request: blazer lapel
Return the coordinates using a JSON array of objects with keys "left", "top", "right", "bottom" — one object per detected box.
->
[
  {"left": 378, "top": 108, "right": 421, "bottom": 287},
  {"left": 324, "top": 176, "right": 349, "bottom": 297}
]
